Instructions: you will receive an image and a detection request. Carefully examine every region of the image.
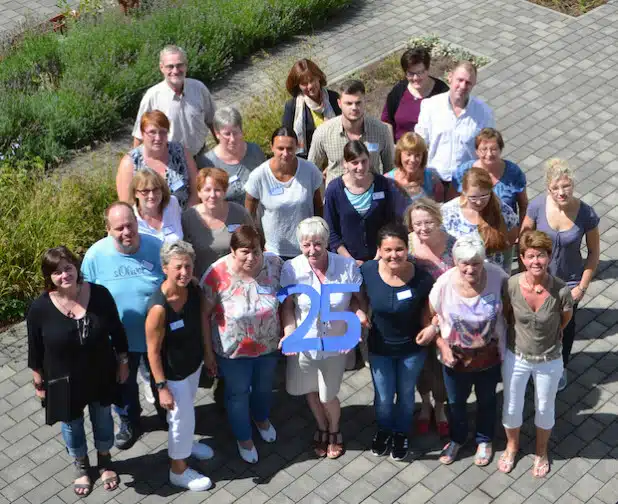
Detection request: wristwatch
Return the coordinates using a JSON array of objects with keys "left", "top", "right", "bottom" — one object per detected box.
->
[{"left": 155, "top": 380, "right": 168, "bottom": 390}]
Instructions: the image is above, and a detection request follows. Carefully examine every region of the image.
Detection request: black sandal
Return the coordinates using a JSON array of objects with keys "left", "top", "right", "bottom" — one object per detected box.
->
[
  {"left": 97, "top": 452, "right": 119, "bottom": 491},
  {"left": 73, "top": 457, "right": 92, "bottom": 496},
  {"left": 312, "top": 429, "right": 328, "bottom": 458}
]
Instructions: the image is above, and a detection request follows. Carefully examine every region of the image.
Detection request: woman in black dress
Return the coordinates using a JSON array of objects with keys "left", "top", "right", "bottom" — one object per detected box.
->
[{"left": 27, "top": 246, "right": 129, "bottom": 496}]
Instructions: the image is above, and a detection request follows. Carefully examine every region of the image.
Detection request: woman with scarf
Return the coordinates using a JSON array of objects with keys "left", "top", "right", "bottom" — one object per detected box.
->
[{"left": 282, "top": 59, "right": 341, "bottom": 158}]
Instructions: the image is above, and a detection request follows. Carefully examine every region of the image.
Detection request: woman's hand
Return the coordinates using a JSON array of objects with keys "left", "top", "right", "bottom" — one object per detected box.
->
[
  {"left": 438, "top": 344, "right": 458, "bottom": 368},
  {"left": 34, "top": 388, "right": 46, "bottom": 401},
  {"left": 278, "top": 334, "right": 298, "bottom": 356},
  {"left": 416, "top": 325, "right": 437, "bottom": 346},
  {"left": 357, "top": 310, "right": 371, "bottom": 330},
  {"left": 204, "top": 351, "right": 218, "bottom": 377},
  {"left": 117, "top": 362, "right": 129, "bottom": 384},
  {"left": 158, "top": 387, "right": 175, "bottom": 410},
  {"left": 571, "top": 286, "right": 585, "bottom": 304}
]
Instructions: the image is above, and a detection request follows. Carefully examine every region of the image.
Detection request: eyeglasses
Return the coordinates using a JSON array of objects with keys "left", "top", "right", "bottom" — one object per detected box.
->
[
  {"left": 465, "top": 193, "right": 491, "bottom": 203},
  {"left": 406, "top": 69, "right": 427, "bottom": 78},
  {"left": 136, "top": 188, "right": 162, "bottom": 196},
  {"left": 549, "top": 184, "right": 573, "bottom": 193},
  {"left": 478, "top": 148, "right": 500, "bottom": 154},
  {"left": 163, "top": 63, "right": 186, "bottom": 70},
  {"left": 144, "top": 129, "right": 168, "bottom": 138},
  {"left": 411, "top": 220, "right": 437, "bottom": 229}
]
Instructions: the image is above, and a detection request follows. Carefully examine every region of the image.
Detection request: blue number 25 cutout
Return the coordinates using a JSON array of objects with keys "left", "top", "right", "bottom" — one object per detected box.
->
[{"left": 277, "top": 284, "right": 361, "bottom": 354}]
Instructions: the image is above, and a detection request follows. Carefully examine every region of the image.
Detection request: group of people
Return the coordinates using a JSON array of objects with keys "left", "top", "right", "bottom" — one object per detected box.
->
[{"left": 27, "top": 44, "right": 601, "bottom": 496}]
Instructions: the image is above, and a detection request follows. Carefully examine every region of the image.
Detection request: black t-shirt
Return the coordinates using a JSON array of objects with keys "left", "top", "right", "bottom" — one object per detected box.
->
[
  {"left": 27, "top": 283, "right": 129, "bottom": 424},
  {"left": 147, "top": 282, "right": 204, "bottom": 381},
  {"left": 361, "top": 260, "right": 434, "bottom": 356}
]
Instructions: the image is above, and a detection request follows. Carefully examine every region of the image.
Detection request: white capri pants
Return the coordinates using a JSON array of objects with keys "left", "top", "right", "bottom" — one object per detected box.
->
[
  {"left": 166, "top": 365, "right": 202, "bottom": 460},
  {"left": 286, "top": 353, "right": 347, "bottom": 403},
  {"left": 502, "top": 349, "right": 563, "bottom": 430}
]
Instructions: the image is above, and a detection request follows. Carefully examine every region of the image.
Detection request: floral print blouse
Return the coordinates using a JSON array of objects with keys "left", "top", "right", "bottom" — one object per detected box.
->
[{"left": 201, "top": 253, "right": 283, "bottom": 358}]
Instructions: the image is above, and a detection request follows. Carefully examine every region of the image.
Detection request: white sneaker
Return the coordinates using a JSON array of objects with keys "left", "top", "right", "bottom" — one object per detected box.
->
[
  {"left": 237, "top": 441, "right": 258, "bottom": 464},
  {"left": 191, "top": 442, "right": 214, "bottom": 460},
  {"left": 169, "top": 468, "right": 212, "bottom": 491},
  {"left": 256, "top": 421, "right": 277, "bottom": 443}
]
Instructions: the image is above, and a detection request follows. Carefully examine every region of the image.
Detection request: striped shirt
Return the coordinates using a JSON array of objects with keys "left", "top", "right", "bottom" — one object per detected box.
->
[
  {"left": 415, "top": 93, "right": 494, "bottom": 182},
  {"left": 308, "top": 115, "right": 394, "bottom": 187}
]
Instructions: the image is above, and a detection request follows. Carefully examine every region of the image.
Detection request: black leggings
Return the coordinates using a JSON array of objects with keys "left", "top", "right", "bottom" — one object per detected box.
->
[{"left": 562, "top": 303, "right": 578, "bottom": 366}]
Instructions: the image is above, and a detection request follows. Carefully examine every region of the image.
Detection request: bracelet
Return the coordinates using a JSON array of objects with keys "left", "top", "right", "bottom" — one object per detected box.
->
[{"left": 33, "top": 380, "right": 45, "bottom": 391}]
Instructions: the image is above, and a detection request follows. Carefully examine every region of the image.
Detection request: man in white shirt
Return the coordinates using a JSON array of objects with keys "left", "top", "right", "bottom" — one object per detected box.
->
[
  {"left": 133, "top": 45, "right": 217, "bottom": 157},
  {"left": 415, "top": 61, "right": 494, "bottom": 195}
]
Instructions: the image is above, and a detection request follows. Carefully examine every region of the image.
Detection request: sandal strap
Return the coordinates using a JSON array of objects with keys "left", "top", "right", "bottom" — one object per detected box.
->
[
  {"left": 476, "top": 443, "right": 491, "bottom": 459},
  {"left": 97, "top": 452, "right": 113, "bottom": 473}
]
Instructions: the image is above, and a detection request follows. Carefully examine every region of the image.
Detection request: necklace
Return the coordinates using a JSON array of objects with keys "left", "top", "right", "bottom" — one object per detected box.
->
[
  {"left": 53, "top": 285, "right": 82, "bottom": 318},
  {"left": 524, "top": 273, "right": 544, "bottom": 294}
]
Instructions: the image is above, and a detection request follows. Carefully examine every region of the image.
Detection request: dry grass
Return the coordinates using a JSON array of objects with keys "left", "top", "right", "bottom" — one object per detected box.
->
[{"left": 527, "top": 0, "right": 606, "bottom": 16}]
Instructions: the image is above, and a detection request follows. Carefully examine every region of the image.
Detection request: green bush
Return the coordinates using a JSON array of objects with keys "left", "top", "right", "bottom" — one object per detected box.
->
[
  {"left": 0, "top": 0, "right": 351, "bottom": 166},
  {"left": 0, "top": 163, "right": 117, "bottom": 321}
]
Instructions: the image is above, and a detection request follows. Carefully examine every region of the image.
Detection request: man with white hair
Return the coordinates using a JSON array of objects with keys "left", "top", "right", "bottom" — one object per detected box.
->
[
  {"left": 415, "top": 61, "right": 494, "bottom": 195},
  {"left": 133, "top": 45, "right": 217, "bottom": 157}
]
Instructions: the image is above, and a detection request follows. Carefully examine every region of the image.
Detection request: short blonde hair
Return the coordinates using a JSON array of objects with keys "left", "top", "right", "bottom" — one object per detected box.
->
[
  {"left": 452, "top": 234, "right": 486, "bottom": 263},
  {"left": 296, "top": 217, "right": 330, "bottom": 246},
  {"left": 545, "top": 158, "right": 574, "bottom": 188},
  {"left": 160, "top": 240, "right": 195, "bottom": 268},
  {"left": 519, "top": 230, "right": 553, "bottom": 257},
  {"left": 395, "top": 132, "right": 428, "bottom": 170},
  {"left": 404, "top": 197, "right": 442, "bottom": 232},
  {"left": 129, "top": 169, "right": 171, "bottom": 210}
]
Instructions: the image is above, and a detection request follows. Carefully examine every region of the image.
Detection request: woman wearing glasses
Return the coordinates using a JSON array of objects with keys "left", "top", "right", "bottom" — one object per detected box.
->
[
  {"left": 381, "top": 48, "right": 449, "bottom": 142},
  {"left": 441, "top": 167, "right": 519, "bottom": 272},
  {"left": 118, "top": 110, "right": 199, "bottom": 209},
  {"left": 520, "top": 159, "right": 600, "bottom": 391},
  {"left": 452, "top": 129, "right": 528, "bottom": 222},
  {"left": 129, "top": 169, "right": 183, "bottom": 243}
]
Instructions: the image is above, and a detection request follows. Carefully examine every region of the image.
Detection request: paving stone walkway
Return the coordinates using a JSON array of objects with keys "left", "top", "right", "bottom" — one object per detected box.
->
[{"left": 2, "top": 0, "right": 618, "bottom": 503}]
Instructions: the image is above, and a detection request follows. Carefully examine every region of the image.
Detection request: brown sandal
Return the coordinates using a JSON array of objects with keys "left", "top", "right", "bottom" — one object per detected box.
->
[
  {"left": 312, "top": 429, "right": 328, "bottom": 458},
  {"left": 327, "top": 432, "right": 345, "bottom": 459}
]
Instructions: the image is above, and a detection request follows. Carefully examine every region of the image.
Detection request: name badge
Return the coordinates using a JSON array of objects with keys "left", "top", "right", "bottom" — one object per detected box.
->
[
  {"left": 229, "top": 174, "right": 239, "bottom": 184},
  {"left": 365, "top": 142, "right": 379, "bottom": 152},
  {"left": 396, "top": 289, "right": 412, "bottom": 301},
  {"left": 227, "top": 224, "right": 240, "bottom": 233},
  {"left": 372, "top": 191, "right": 385, "bottom": 200},
  {"left": 170, "top": 319, "right": 185, "bottom": 331},
  {"left": 270, "top": 186, "right": 284, "bottom": 196},
  {"left": 141, "top": 260, "right": 154, "bottom": 271},
  {"left": 163, "top": 226, "right": 174, "bottom": 236},
  {"left": 170, "top": 179, "right": 185, "bottom": 191},
  {"left": 257, "top": 285, "right": 272, "bottom": 295}
]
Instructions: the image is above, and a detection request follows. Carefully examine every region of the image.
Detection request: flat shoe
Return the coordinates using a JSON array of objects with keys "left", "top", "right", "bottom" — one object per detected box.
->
[
  {"left": 497, "top": 451, "right": 516, "bottom": 474},
  {"left": 256, "top": 421, "right": 277, "bottom": 443},
  {"left": 439, "top": 441, "right": 461, "bottom": 465},
  {"left": 237, "top": 441, "right": 258, "bottom": 464},
  {"left": 475, "top": 442, "right": 492, "bottom": 467}
]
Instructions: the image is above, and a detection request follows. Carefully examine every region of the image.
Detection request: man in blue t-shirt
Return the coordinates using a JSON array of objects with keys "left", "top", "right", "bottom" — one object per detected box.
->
[{"left": 82, "top": 201, "right": 164, "bottom": 450}]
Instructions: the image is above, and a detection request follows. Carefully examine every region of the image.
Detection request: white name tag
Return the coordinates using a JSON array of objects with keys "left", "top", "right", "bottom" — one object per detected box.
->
[
  {"left": 397, "top": 289, "right": 412, "bottom": 301},
  {"left": 228, "top": 174, "right": 239, "bottom": 183},
  {"left": 372, "top": 191, "right": 385, "bottom": 200},
  {"left": 170, "top": 179, "right": 185, "bottom": 191},
  {"left": 227, "top": 224, "right": 240, "bottom": 233},
  {"left": 170, "top": 319, "right": 185, "bottom": 331},
  {"left": 163, "top": 226, "right": 174, "bottom": 236},
  {"left": 257, "top": 285, "right": 272, "bottom": 295},
  {"left": 270, "top": 186, "right": 284, "bottom": 196},
  {"left": 141, "top": 260, "right": 154, "bottom": 271},
  {"left": 365, "top": 142, "right": 379, "bottom": 152}
]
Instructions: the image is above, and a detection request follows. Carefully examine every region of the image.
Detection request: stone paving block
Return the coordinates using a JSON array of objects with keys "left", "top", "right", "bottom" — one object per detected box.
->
[
  {"left": 0, "top": 472, "right": 39, "bottom": 501},
  {"left": 313, "top": 473, "right": 351, "bottom": 501},
  {"left": 568, "top": 473, "right": 604, "bottom": 502},
  {"left": 362, "top": 460, "right": 400, "bottom": 488},
  {"left": 394, "top": 461, "right": 431, "bottom": 487},
  {"left": 338, "top": 456, "right": 374, "bottom": 483},
  {"left": 458, "top": 489, "right": 493, "bottom": 504},
  {"left": 281, "top": 474, "right": 319, "bottom": 502},
  {"left": 478, "top": 466, "right": 516, "bottom": 497},
  {"left": 430, "top": 482, "right": 467, "bottom": 504},
  {"left": 536, "top": 473, "right": 572, "bottom": 502},
  {"left": 395, "top": 483, "right": 433, "bottom": 504},
  {"left": 23, "top": 476, "right": 64, "bottom": 504},
  {"left": 596, "top": 476, "right": 618, "bottom": 504},
  {"left": 419, "top": 465, "right": 456, "bottom": 493},
  {"left": 338, "top": 478, "right": 376, "bottom": 504}
]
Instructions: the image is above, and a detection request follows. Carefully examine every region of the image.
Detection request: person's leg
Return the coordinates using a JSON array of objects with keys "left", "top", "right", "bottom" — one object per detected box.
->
[
  {"left": 216, "top": 356, "right": 254, "bottom": 447},
  {"left": 317, "top": 355, "right": 347, "bottom": 459},
  {"left": 393, "top": 350, "right": 427, "bottom": 435},
  {"left": 429, "top": 346, "right": 449, "bottom": 429},
  {"left": 473, "top": 364, "right": 501, "bottom": 445},
  {"left": 442, "top": 366, "right": 473, "bottom": 445},
  {"left": 416, "top": 360, "right": 433, "bottom": 430},
  {"left": 250, "top": 353, "right": 279, "bottom": 432},
  {"left": 531, "top": 357, "right": 563, "bottom": 478},
  {"left": 61, "top": 414, "right": 91, "bottom": 495},
  {"left": 368, "top": 353, "right": 397, "bottom": 432},
  {"left": 113, "top": 352, "right": 143, "bottom": 448},
  {"left": 88, "top": 403, "right": 118, "bottom": 490},
  {"left": 307, "top": 392, "right": 329, "bottom": 430},
  {"left": 499, "top": 351, "right": 530, "bottom": 472}
]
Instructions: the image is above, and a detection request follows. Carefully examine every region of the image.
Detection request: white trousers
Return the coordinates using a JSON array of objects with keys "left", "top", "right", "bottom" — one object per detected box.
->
[
  {"left": 167, "top": 366, "right": 202, "bottom": 460},
  {"left": 502, "top": 349, "right": 563, "bottom": 430}
]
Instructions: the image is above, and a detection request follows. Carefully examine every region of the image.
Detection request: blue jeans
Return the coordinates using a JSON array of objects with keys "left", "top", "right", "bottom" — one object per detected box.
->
[
  {"left": 114, "top": 351, "right": 161, "bottom": 426},
  {"left": 216, "top": 353, "right": 279, "bottom": 441},
  {"left": 61, "top": 402, "right": 114, "bottom": 458},
  {"left": 369, "top": 350, "right": 427, "bottom": 434},
  {"left": 442, "top": 364, "right": 501, "bottom": 445}
]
